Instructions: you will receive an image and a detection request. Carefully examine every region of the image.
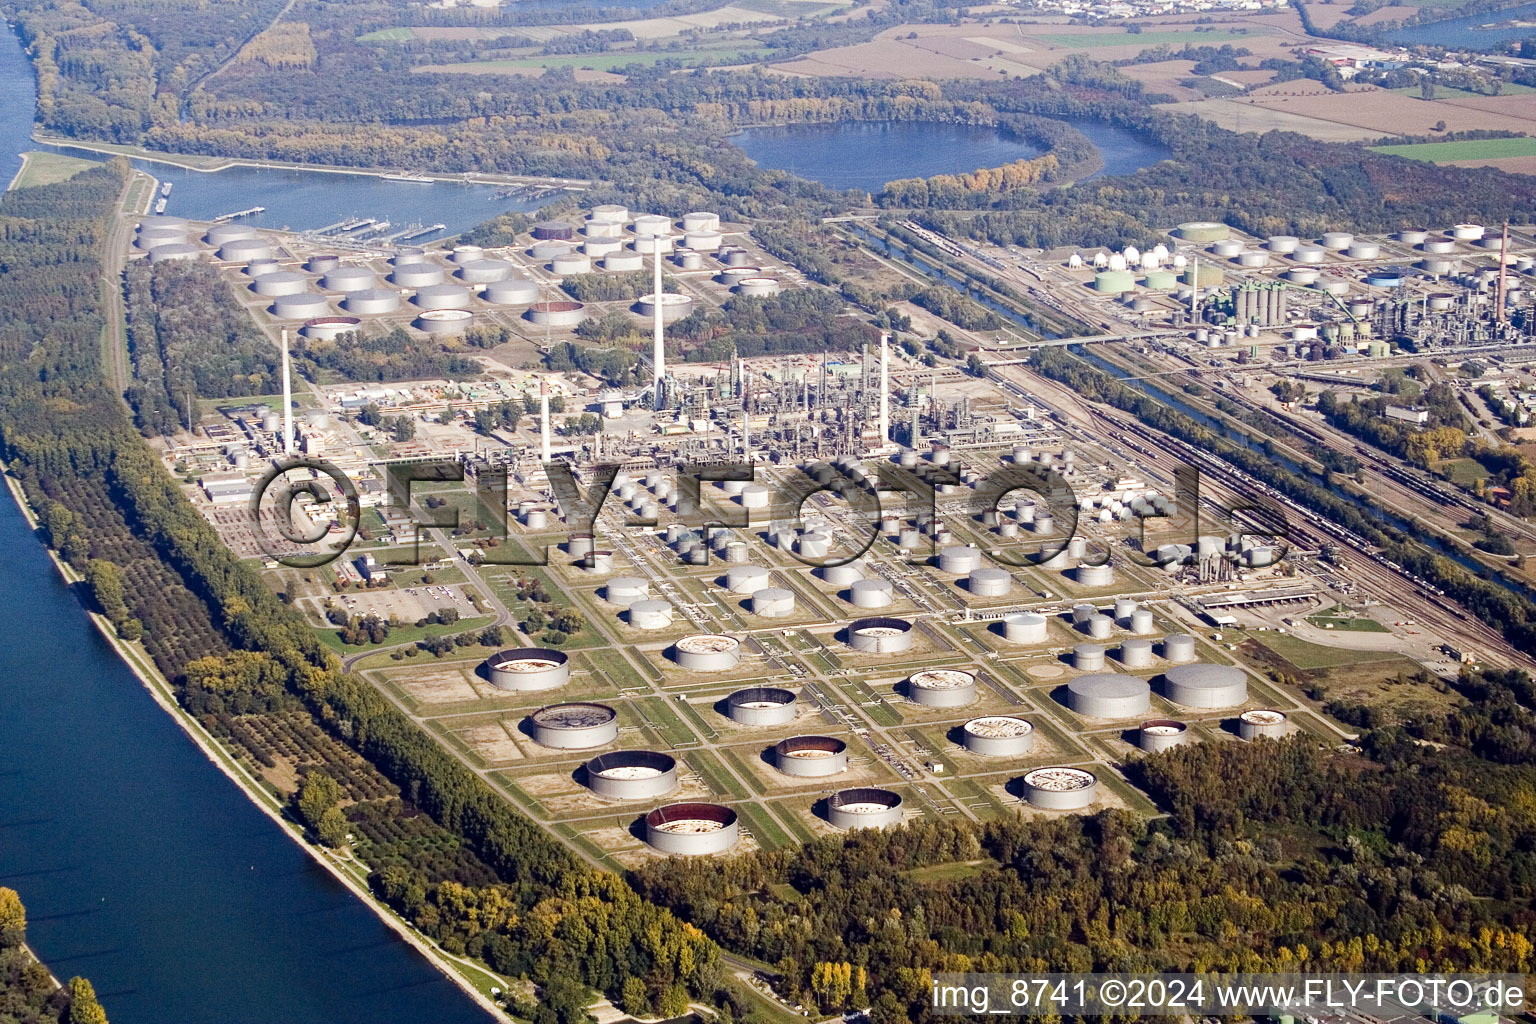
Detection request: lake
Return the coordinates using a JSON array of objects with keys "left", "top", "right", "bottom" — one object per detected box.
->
[
  {"left": 1380, "top": 0, "right": 1536, "bottom": 50},
  {"left": 732, "top": 118, "right": 1171, "bottom": 193},
  {"left": 2, "top": 22, "right": 488, "bottom": 1024}
]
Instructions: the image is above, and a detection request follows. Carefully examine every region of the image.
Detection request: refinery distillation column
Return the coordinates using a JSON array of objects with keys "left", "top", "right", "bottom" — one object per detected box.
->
[
  {"left": 280, "top": 328, "right": 293, "bottom": 455},
  {"left": 652, "top": 232, "right": 665, "bottom": 408},
  {"left": 878, "top": 331, "right": 890, "bottom": 444},
  {"left": 540, "top": 380, "right": 552, "bottom": 464}
]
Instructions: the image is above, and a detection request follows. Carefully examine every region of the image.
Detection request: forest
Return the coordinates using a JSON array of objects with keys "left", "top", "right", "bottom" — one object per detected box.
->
[
  {"left": 123, "top": 259, "right": 280, "bottom": 434},
  {"left": 632, "top": 730, "right": 1536, "bottom": 1024}
]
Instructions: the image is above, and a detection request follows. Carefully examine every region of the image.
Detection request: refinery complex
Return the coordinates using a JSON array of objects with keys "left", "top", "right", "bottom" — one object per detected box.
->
[{"left": 134, "top": 193, "right": 1536, "bottom": 863}]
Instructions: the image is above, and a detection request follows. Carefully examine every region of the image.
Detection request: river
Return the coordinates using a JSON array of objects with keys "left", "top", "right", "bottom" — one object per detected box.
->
[
  {"left": 1380, "top": 0, "right": 1536, "bottom": 50},
  {"left": 2, "top": 23, "right": 487, "bottom": 1024},
  {"left": 733, "top": 118, "right": 1171, "bottom": 193}
]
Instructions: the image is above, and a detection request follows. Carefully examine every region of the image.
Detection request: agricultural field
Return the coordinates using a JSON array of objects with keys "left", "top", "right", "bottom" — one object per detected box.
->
[
  {"left": 1034, "top": 27, "right": 1272, "bottom": 48},
  {"left": 1372, "top": 136, "right": 1536, "bottom": 162}
]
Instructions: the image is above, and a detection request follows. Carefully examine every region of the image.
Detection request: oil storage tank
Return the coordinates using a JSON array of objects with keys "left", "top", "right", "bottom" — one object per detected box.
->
[
  {"left": 750, "top": 587, "right": 795, "bottom": 618},
  {"left": 487, "top": 648, "right": 570, "bottom": 691},
  {"left": 826, "top": 788, "right": 903, "bottom": 830},
  {"left": 584, "top": 750, "right": 678, "bottom": 800},
  {"left": 271, "top": 293, "right": 330, "bottom": 319},
  {"left": 528, "top": 702, "right": 618, "bottom": 749},
  {"left": 1239, "top": 709, "right": 1289, "bottom": 740},
  {"left": 483, "top": 278, "right": 540, "bottom": 305},
  {"left": 390, "top": 263, "right": 444, "bottom": 287},
  {"left": 1002, "top": 612, "right": 1048, "bottom": 643},
  {"left": 605, "top": 576, "right": 650, "bottom": 605},
  {"left": 253, "top": 271, "right": 309, "bottom": 297},
  {"left": 1161, "top": 663, "right": 1247, "bottom": 708},
  {"left": 413, "top": 283, "right": 472, "bottom": 310},
  {"left": 849, "top": 578, "right": 894, "bottom": 608},
  {"left": 962, "top": 716, "right": 1034, "bottom": 756},
  {"left": 726, "top": 565, "right": 772, "bottom": 595},
  {"left": 725, "top": 686, "right": 797, "bottom": 726},
  {"left": 627, "top": 599, "right": 674, "bottom": 630},
  {"left": 968, "top": 567, "right": 1011, "bottom": 596},
  {"left": 906, "top": 669, "right": 977, "bottom": 708},
  {"left": 670, "top": 634, "right": 741, "bottom": 671},
  {"left": 322, "top": 266, "right": 376, "bottom": 292},
  {"left": 1162, "top": 634, "right": 1197, "bottom": 662},
  {"left": 343, "top": 288, "right": 401, "bottom": 314},
  {"left": 773, "top": 736, "right": 847, "bottom": 777},
  {"left": 1021, "top": 766, "right": 1097, "bottom": 810},
  {"left": 644, "top": 803, "right": 738, "bottom": 855},
  {"left": 1139, "top": 720, "right": 1190, "bottom": 753},
  {"left": 847, "top": 617, "right": 913, "bottom": 653},
  {"left": 938, "top": 545, "right": 982, "bottom": 574},
  {"left": 1066, "top": 674, "right": 1151, "bottom": 718}
]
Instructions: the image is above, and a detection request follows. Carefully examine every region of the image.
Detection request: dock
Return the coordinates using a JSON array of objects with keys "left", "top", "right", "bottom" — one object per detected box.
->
[{"left": 211, "top": 206, "right": 265, "bottom": 223}]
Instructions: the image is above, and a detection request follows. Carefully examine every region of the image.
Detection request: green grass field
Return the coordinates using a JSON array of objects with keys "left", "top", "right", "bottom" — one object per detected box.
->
[
  {"left": 1306, "top": 613, "right": 1390, "bottom": 633},
  {"left": 358, "top": 27, "right": 415, "bottom": 42},
  {"left": 11, "top": 151, "right": 100, "bottom": 189},
  {"left": 1371, "top": 137, "right": 1536, "bottom": 163},
  {"left": 313, "top": 614, "right": 495, "bottom": 655},
  {"left": 1038, "top": 28, "right": 1268, "bottom": 48},
  {"left": 420, "top": 45, "right": 767, "bottom": 75},
  {"left": 1391, "top": 83, "right": 1536, "bottom": 100},
  {"left": 1257, "top": 633, "right": 1397, "bottom": 670},
  {"left": 1437, "top": 456, "right": 1492, "bottom": 487}
]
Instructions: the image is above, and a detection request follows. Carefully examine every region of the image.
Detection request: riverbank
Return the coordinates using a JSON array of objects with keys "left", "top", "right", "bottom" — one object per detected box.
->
[
  {"left": 31, "top": 131, "right": 591, "bottom": 189},
  {"left": 0, "top": 469, "right": 509, "bottom": 1023}
]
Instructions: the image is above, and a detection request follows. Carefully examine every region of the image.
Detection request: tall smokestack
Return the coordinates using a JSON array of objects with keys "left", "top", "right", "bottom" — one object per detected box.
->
[
  {"left": 540, "top": 380, "right": 551, "bottom": 464},
  {"left": 1497, "top": 222, "right": 1510, "bottom": 323},
  {"left": 652, "top": 234, "right": 665, "bottom": 408},
  {"left": 878, "top": 331, "right": 890, "bottom": 445},
  {"left": 280, "top": 328, "right": 293, "bottom": 455}
]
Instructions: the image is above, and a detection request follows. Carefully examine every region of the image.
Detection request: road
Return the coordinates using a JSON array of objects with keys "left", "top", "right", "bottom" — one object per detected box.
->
[{"left": 100, "top": 169, "right": 155, "bottom": 397}]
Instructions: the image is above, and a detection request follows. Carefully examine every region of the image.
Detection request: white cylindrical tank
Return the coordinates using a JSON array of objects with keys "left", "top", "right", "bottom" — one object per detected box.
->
[
  {"left": 682, "top": 211, "right": 720, "bottom": 232},
  {"left": 271, "top": 293, "right": 331, "bottom": 319},
  {"left": 1130, "top": 608, "right": 1156, "bottom": 634},
  {"left": 773, "top": 736, "right": 847, "bottom": 777},
  {"left": 584, "top": 750, "right": 678, "bottom": 801},
  {"left": 1162, "top": 663, "right": 1248, "bottom": 708},
  {"left": 528, "top": 702, "right": 618, "bottom": 749},
  {"left": 849, "top": 578, "right": 894, "bottom": 608},
  {"left": 628, "top": 599, "right": 674, "bottom": 630},
  {"left": 967, "top": 567, "right": 1011, "bottom": 597},
  {"left": 552, "top": 253, "right": 592, "bottom": 276},
  {"left": 846, "top": 617, "right": 913, "bottom": 653},
  {"left": 253, "top": 270, "right": 308, "bottom": 297},
  {"left": 413, "top": 283, "right": 472, "bottom": 310},
  {"left": 1451, "top": 223, "right": 1484, "bottom": 241},
  {"left": 938, "top": 546, "right": 982, "bottom": 574},
  {"left": 671, "top": 634, "right": 741, "bottom": 671},
  {"left": 1162, "top": 634, "right": 1197, "bottom": 662},
  {"left": 1118, "top": 638, "right": 1154, "bottom": 669},
  {"left": 1066, "top": 673, "right": 1150, "bottom": 718},
  {"left": 962, "top": 716, "right": 1034, "bottom": 756},
  {"left": 604, "top": 251, "right": 644, "bottom": 272},
  {"left": 721, "top": 563, "right": 771, "bottom": 594},
  {"left": 482, "top": 278, "right": 540, "bottom": 305},
  {"left": 750, "top": 587, "right": 795, "bottom": 618},
  {"left": 818, "top": 563, "right": 864, "bottom": 587},
  {"left": 825, "top": 788, "right": 903, "bottom": 830},
  {"left": 906, "top": 669, "right": 977, "bottom": 708},
  {"left": 390, "top": 263, "right": 445, "bottom": 287},
  {"left": 644, "top": 803, "right": 738, "bottom": 856},
  {"left": 457, "top": 258, "right": 515, "bottom": 284},
  {"left": 1321, "top": 231, "right": 1354, "bottom": 250},
  {"left": 1085, "top": 614, "right": 1113, "bottom": 639},
  {"left": 343, "top": 288, "right": 400, "bottom": 314},
  {"left": 1073, "top": 644, "right": 1107, "bottom": 671},
  {"left": 1075, "top": 563, "right": 1113, "bottom": 587},
  {"left": 1139, "top": 720, "right": 1190, "bottom": 753},
  {"left": 1003, "top": 612, "right": 1048, "bottom": 643},
  {"left": 1239, "top": 709, "right": 1289, "bottom": 740},
  {"left": 1021, "top": 767, "right": 1097, "bottom": 810},
  {"left": 487, "top": 648, "right": 571, "bottom": 691},
  {"left": 605, "top": 576, "right": 650, "bottom": 605},
  {"left": 725, "top": 686, "right": 798, "bottom": 726}
]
